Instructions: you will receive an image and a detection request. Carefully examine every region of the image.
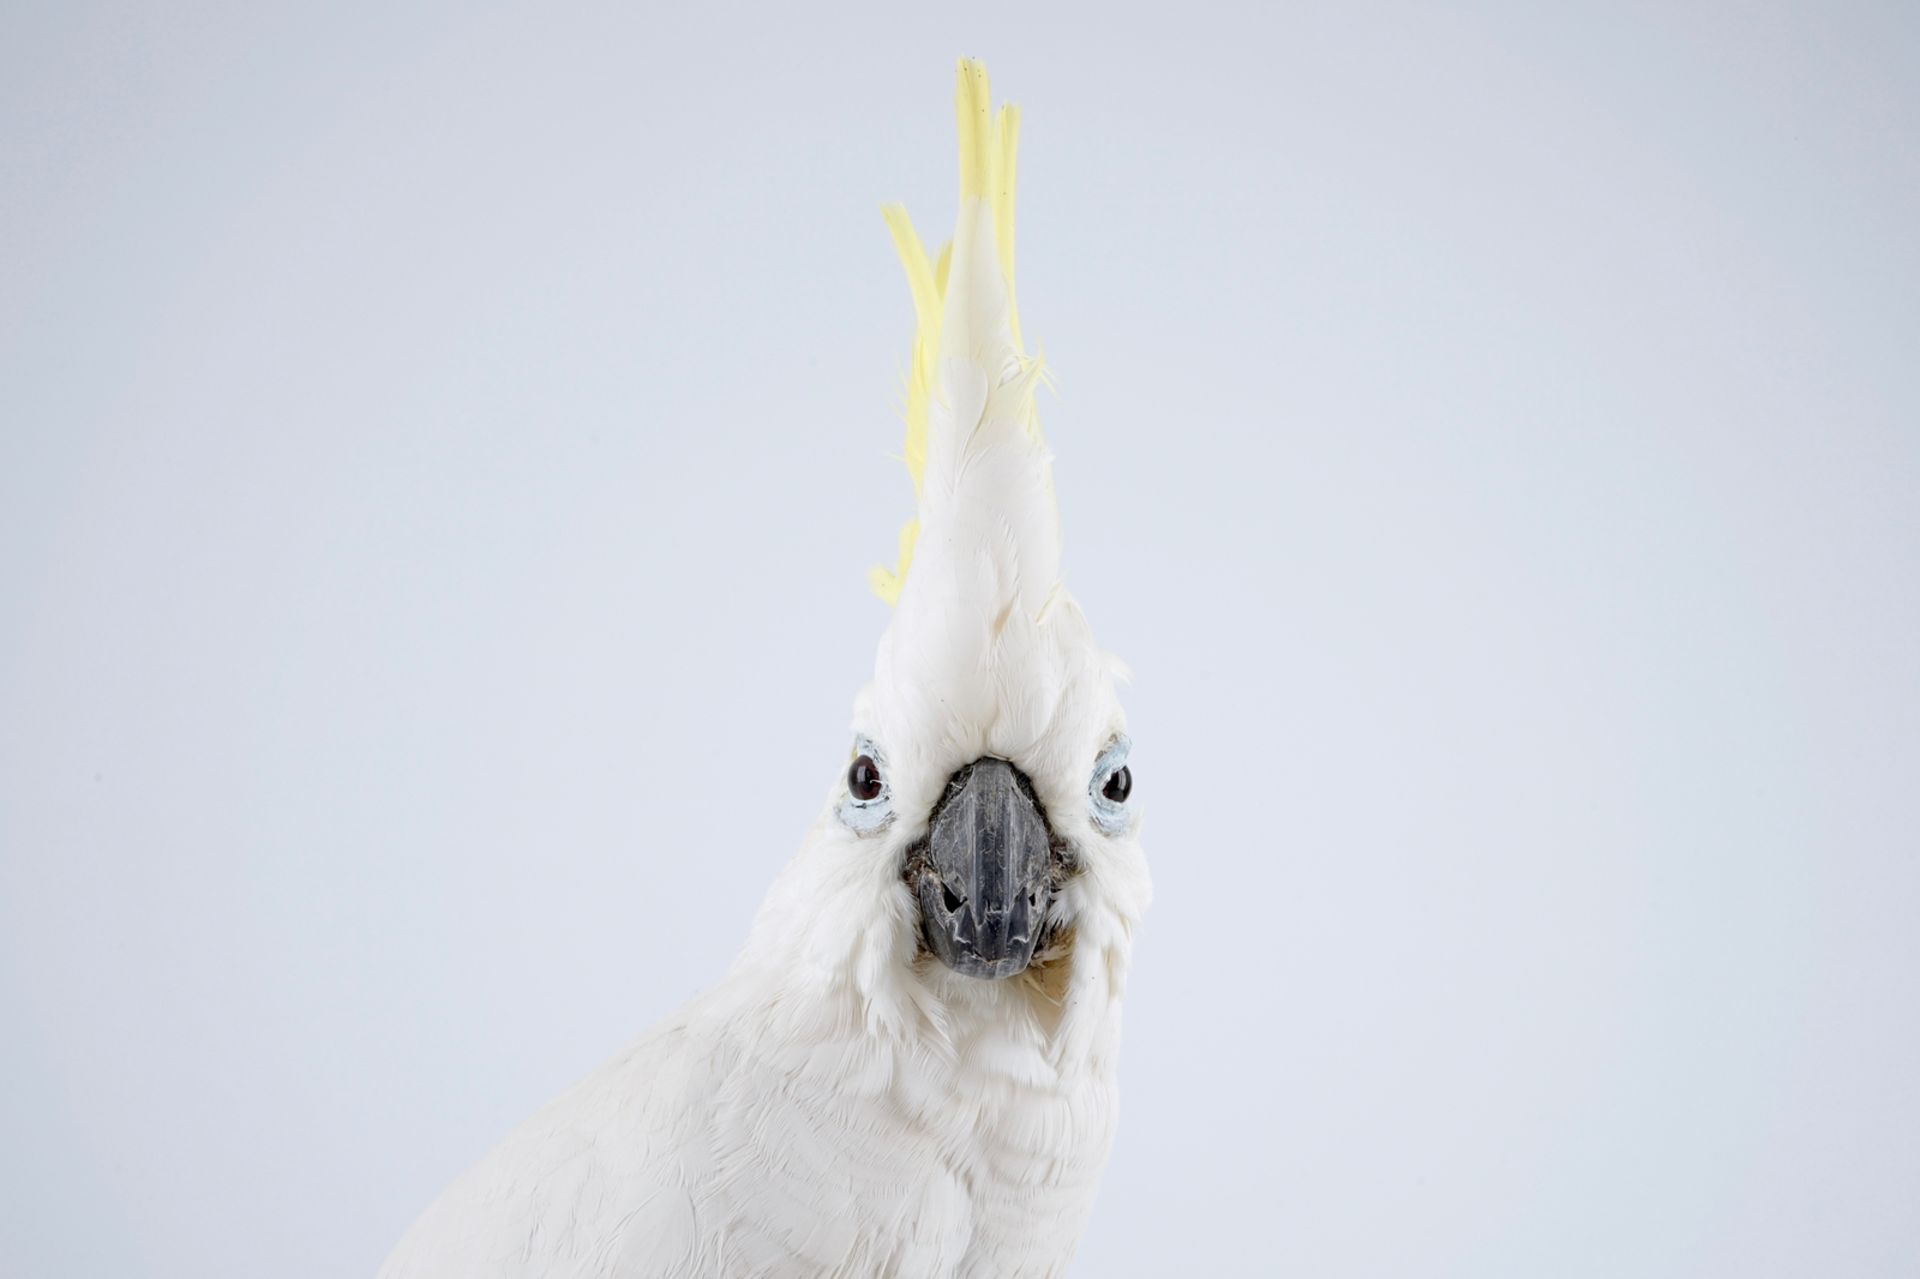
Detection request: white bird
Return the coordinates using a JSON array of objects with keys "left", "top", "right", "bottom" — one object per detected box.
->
[{"left": 381, "top": 58, "right": 1151, "bottom": 1279}]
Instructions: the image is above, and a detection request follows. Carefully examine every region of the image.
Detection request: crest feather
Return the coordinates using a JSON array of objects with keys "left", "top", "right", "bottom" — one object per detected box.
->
[{"left": 870, "top": 59, "right": 1041, "bottom": 605}]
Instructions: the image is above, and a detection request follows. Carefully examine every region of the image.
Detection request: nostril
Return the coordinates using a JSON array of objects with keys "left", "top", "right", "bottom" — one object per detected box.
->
[
  {"left": 942, "top": 883, "right": 964, "bottom": 914},
  {"left": 1028, "top": 891, "right": 1040, "bottom": 908}
]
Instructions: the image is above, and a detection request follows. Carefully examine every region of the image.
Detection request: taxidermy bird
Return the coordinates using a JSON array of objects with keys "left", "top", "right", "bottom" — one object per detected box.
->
[{"left": 382, "top": 58, "right": 1150, "bottom": 1279}]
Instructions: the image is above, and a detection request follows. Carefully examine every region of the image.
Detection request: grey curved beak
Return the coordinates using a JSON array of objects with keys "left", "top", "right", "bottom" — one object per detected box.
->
[{"left": 913, "top": 757, "right": 1052, "bottom": 980}]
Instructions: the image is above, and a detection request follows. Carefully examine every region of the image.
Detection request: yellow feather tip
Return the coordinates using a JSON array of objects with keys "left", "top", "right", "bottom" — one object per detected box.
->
[
  {"left": 867, "top": 519, "right": 920, "bottom": 605},
  {"left": 870, "top": 59, "right": 1033, "bottom": 605}
]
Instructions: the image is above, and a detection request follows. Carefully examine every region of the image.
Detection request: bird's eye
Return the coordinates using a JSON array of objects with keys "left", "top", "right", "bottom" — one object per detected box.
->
[
  {"left": 1088, "top": 735, "right": 1134, "bottom": 834},
  {"left": 848, "top": 755, "right": 885, "bottom": 801},
  {"left": 838, "top": 737, "right": 894, "bottom": 834}
]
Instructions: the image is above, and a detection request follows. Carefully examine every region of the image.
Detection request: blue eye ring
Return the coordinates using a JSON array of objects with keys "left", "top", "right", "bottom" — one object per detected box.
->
[
  {"left": 837, "top": 735, "right": 895, "bottom": 834},
  {"left": 1089, "top": 735, "right": 1134, "bottom": 834}
]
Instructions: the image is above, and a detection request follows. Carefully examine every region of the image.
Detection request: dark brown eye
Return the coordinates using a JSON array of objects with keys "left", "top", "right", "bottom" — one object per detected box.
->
[
  {"left": 848, "top": 755, "right": 885, "bottom": 801},
  {"left": 1101, "top": 765, "right": 1132, "bottom": 804}
]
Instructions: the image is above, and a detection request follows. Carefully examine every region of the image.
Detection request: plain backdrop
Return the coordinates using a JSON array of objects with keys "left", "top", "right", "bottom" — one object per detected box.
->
[{"left": 3, "top": 2, "right": 1917, "bottom": 1275}]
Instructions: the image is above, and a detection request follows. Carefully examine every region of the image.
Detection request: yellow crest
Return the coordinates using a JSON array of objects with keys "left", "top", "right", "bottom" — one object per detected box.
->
[{"left": 869, "top": 59, "right": 1038, "bottom": 604}]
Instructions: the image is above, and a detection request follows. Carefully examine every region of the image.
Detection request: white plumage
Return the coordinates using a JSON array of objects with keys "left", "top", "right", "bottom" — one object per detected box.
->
[{"left": 381, "top": 59, "right": 1150, "bottom": 1279}]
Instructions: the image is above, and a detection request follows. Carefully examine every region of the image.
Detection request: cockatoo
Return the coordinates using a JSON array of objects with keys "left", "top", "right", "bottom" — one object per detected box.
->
[{"left": 382, "top": 59, "right": 1150, "bottom": 1279}]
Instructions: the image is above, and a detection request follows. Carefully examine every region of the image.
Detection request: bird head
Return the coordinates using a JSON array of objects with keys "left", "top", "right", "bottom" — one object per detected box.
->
[{"left": 744, "top": 61, "right": 1147, "bottom": 1043}]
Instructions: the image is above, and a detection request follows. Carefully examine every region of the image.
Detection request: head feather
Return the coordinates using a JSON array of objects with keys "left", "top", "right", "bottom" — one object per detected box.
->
[{"left": 870, "top": 59, "right": 1045, "bottom": 605}]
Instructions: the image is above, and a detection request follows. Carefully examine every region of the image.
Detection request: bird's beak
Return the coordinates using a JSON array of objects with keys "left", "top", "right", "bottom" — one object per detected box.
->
[{"left": 912, "top": 758, "right": 1053, "bottom": 980}]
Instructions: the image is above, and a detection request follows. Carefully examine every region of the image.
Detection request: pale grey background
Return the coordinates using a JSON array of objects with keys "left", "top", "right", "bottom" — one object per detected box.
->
[{"left": 3, "top": 2, "right": 1916, "bottom": 1275}]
